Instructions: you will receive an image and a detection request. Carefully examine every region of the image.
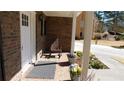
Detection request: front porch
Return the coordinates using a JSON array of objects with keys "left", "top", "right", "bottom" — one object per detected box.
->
[
  {"left": 21, "top": 53, "right": 71, "bottom": 81},
  {"left": 21, "top": 11, "right": 94, "bottom": 81},
  {"left": 8, "top": 11, "right": 94, "bottom": 81}
]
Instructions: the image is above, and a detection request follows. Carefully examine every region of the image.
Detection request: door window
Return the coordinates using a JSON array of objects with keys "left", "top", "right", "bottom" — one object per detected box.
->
[{"left": 22, "top": 14, "right": 29, "bottom": 26}]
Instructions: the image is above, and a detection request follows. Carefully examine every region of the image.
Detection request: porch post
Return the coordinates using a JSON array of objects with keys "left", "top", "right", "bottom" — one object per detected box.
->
[
  {"left": 81, "top": 12, "right": 94, "bottom": 81},
  {"left": 70, "top": 12, "right": 77, "bottom": 54}
]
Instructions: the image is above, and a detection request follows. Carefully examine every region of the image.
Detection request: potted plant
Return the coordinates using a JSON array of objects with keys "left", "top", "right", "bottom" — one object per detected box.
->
[
  {"left": 75, "top": 51, "right": 83, "bottom": 66},
  {"left": 68, "top": 53, "right": 76, "bottom": 64},
  {"left": 75, "top": 51, "right": 83, "bottom": 59},
  {"left": 69, "top": 63, "right": 82, "bottom": 81}
]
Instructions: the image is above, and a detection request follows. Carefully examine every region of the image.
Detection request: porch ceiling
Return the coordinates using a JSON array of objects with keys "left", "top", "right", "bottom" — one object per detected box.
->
[{"left": 43, "top": 11, "right": 74, "bottom": 17}]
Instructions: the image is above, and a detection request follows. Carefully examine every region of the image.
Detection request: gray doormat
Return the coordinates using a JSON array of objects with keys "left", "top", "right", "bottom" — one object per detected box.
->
[{"left": 25, "top": 61, "right": 57, "bottom": 79}]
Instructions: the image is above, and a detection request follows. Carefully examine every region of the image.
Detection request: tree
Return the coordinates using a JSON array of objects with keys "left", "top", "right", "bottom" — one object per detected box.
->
[
  {"left": 95, "top": 11, "right": 105, "bottom": 33},
  {"left": 104, "top": 11, "right": 119, "bottom": 31},
  {"left": 95, "top": 11, "right": 124, "bottom": 33}
]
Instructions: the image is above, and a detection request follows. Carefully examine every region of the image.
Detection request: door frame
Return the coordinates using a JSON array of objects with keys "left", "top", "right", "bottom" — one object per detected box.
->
[
  {"left": 20, "top": 11, "right": 36, "bottom": 72},
  {"left": 30, "top": 12, "right": 36, "bottom": 64}
]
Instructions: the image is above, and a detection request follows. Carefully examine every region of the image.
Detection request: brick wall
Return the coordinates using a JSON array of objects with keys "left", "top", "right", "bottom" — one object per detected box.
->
[
  {"left": 36, "top": 13, "right": 72, "bottom": 53},
  {"left": 76, "top": 12, "right": 85, "bottom": 39},
  {"left": 0, "top": 11, "right": 73, "bottom": 80},
  {"left": 0, "top": 12, "right": 21, "bottom": 80},
  {"left": 46, "top": 16, "right": 72, "bottom": 52}
]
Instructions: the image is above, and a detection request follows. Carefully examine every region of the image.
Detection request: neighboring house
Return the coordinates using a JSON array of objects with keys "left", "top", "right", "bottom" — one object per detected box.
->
[
  {"left": 75, "top": 12, "right": 85, "bottom": 39},
  {"left": 0, "top": 11, "right": 73, "bottom": 80},
  {"left": 93, "top": 31, "right": 116, "bottom": 40},
  {"left": 75, "top": 12, "right": 98, "bottom": 39}
]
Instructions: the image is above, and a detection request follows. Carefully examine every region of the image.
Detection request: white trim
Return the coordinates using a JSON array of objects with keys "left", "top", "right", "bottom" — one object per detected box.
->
[
  {"left": 70, "top": 12, "right": 77, "bottom": 54},
  {"left": 43, "top": 11, "right": 73, "bottom": 17},
  {"left": 10, "top": 63, "right": 33, "bottom": 81},
  {"left": 30, "top": 11, "right": 36, "bottom": 64},
  {"left": 37, "top": 49, "right": 43, "bottom": 61},
  {"left": 76, "top": 11, "right": 82, "bottom": 17}
]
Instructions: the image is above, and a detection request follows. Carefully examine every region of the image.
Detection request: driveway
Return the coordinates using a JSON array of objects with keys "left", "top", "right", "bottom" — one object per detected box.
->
[{"left": 75, "top": 40, "right": 124, "bottom": 81}]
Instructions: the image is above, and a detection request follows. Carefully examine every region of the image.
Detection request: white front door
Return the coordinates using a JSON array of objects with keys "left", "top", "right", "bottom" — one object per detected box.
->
[{"left": 20, "top": 12, "right": 31, "bottom": 68}]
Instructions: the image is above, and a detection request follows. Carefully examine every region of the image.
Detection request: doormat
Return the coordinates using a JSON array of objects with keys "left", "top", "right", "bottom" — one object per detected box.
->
[{"left": 25, "top": 61, "right": 57, "bottom": 79}]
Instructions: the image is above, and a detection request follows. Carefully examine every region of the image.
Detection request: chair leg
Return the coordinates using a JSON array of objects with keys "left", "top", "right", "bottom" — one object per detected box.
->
[
  {"left": 58, "top": 53, "right": 60, "bottom": 58},
  {"left": 48, "top": 52, "right": 51, "bottom": 59},
  {"left": 58, "top": 50, "right": 62, "bottom": 59}
]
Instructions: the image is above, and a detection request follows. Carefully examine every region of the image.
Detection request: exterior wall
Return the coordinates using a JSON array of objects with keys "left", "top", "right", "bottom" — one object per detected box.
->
[
  {"left": 46, "top": 16, "right": 72, "bottom": 52},
  {"left": 76, "top": 12, "right": 97, "bottom": 40},
  {"left": 0, "top": 11, "right": 73, "bottom": 80},
  {"left": 92, "top": 14, "right": 100, "bottom": 39},
  {"left": 76, "top": 12, "right": 85, "bottom": 39},
  {"left": 0, "top": 12, "right": 21, "bottom": 80},
  {"left": 36, "top": 12, "right": 72, "bottom": 54}
]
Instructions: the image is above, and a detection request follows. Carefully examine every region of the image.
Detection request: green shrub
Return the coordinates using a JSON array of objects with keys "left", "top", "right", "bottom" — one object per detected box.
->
[
  {"left": 76, "top": 51, "right": 83, "bottom": 58},
  {"left": 115, "top": 35, "right": 124, "bottom": 41},
  {"left": 70, "top": 64, "right": 82, "bottom": 77},
  {"left": 74, "top": 51, "right": 109, "bottom": 69},
  {"left": 89, "top": 55, "right": 109, "bottom": 69}
]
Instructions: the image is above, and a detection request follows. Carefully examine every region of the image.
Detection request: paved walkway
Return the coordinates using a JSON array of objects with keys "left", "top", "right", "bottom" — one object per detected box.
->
[{"left": 75, "top": 40, "right": 124, "bottom": 81}]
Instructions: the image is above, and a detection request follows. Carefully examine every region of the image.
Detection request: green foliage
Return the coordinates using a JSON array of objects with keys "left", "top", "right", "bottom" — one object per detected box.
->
[
  {"left": 74, "top": 51, "right": 109, "bottom": 69},
  {"left": 70, "top": 64, "right": 82, "bottom": 76},
  {"left": 75, "top": 51, "right": 83, "bottom": 58},
  {"left": 89, "top": 54, "right": 109, "bottom": 69},
  {"left": 115, "top": 35, "right": 124, "bottom": 40},
  {"left": 95, "top": 11, "right": 124, "bottom": 32},
  {"left": 118, "top": 35, "right": 124, "bottom": 40}
]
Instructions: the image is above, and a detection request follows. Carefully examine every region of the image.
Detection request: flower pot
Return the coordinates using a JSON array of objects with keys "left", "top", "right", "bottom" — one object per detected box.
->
[
  {"left": 68, "top": 54, "right": 76, "bottom": 64},
  {"left": 70, "top": 74, "right": 80, "bottom": 81},
  {"left": 69, "top": 63, "right": 81, "bottom": 81},
  {"left": 68, "top": 57, "right": 76, "bottom": 64},
  {"left": 74, "top": 76, "right": 80, "bottom": 81}
]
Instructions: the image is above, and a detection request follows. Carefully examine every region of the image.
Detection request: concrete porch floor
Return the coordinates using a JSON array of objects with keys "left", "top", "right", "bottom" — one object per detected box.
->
[{"left": 21, "top": 53, "right": 71, "bottom": 81}]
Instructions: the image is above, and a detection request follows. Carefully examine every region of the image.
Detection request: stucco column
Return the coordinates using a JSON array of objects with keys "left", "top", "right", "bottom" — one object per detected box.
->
[
  {"left": 70, "top": 12, "right": 77, "bottom": 54},
  {"left": 81, "top": 12, "right": 94, "bottom": 81}
]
